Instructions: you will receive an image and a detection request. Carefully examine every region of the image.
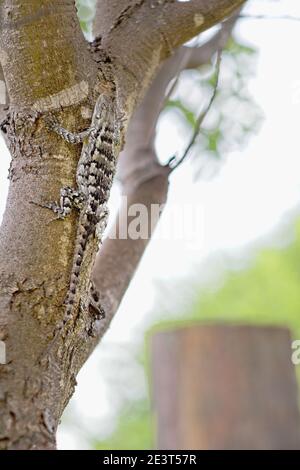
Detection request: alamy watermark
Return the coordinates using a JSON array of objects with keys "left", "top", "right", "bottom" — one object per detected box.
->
[
  {"left": 106, "top": 197, "right": 204, "bottom": 247},
  {"left": 0, "top": 340, "right": 6, "bottom": 365},
  {"left": 291, "top": 340, "right": 300, "bottom": 365}
]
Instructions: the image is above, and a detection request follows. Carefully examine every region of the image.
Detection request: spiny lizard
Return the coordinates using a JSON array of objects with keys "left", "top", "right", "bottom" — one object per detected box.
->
[{"left": 45, "top": 93, "right": 118, "bottom": 331}]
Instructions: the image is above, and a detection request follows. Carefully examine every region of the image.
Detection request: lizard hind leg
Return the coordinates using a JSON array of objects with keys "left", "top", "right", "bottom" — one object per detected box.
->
[
  {"left": 42, "top": 186, "right": 85, "bottom": 220},
  {"left": 95, "top": 204, "right": 109, "bottom": 242},
  {"left": 62, "top": 186, "right": 85, "bottom": 210},
  {"left": 88, "top": 283, "right": 105, "bottom": 320}
]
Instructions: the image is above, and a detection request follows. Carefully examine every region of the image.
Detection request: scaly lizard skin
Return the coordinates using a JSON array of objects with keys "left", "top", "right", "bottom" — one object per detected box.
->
[{"left": 45, "top": 93, "right": 118, "bottom": 330}]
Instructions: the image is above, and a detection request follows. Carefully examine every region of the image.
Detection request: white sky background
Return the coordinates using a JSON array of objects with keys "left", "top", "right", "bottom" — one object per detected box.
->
[{"left": 0, "top": 0, "right": 300, "bottom": 450}]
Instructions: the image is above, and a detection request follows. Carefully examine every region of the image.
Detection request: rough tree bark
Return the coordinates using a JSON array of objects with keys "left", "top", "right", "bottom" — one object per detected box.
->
[{"left": 0, "top": 0, "right": 245, "bottom": 450}]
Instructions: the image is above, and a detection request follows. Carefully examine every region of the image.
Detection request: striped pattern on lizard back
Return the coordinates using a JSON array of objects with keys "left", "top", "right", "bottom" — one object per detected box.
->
[
  {"left": 64, "top": 95, "right": 116, "bottom": 320},
  {"left": 36, "top": 92, "right": 118, "bottom": 360}
]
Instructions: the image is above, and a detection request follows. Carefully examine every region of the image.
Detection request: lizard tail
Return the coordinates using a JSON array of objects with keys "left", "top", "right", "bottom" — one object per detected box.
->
[{"left": 64, "top": 214, "right": 92, "bottom": 322}]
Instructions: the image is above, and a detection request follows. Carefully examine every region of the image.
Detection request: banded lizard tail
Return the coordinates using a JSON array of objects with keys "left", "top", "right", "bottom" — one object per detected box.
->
[{"left": 45, "top": 93, "right": 118, "bottom": 332}]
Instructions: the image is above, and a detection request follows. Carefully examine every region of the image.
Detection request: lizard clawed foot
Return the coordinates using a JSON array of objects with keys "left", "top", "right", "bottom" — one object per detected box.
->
[
  {"left": 30, "top": 186, "right": 84, "bottom": 222},
  {"left": 30, "top": 199, "right": 71, "bottom": 221},
  {"left": 88, "top": 283, "right": 105, "bottom": 320}
]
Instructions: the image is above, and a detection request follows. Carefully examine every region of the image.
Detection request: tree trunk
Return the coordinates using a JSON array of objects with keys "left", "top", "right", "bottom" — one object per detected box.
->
[{"left": 151, "top": 325, "right": 300, "bottom": 450}]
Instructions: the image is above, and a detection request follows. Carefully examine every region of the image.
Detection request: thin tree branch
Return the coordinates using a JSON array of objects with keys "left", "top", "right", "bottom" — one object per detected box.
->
[
  {"left": 92, "top": 0, "right": 246, "bottom": 115},
  {"left": 169, "top": 49, "right": 222, "bottom": 171}
]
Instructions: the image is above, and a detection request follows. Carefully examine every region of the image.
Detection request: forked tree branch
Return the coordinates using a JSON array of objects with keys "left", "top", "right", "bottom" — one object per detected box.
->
[
  {"left": 92, "top": 10, "right": 241, "bottom": 339},
  {"left": 92, "top": 0, "right": 246, "bottom": 113}
]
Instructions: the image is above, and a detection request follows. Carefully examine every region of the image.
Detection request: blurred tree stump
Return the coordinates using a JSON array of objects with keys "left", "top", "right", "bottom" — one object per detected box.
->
[{"left": 151, "top": 325, "right": 300, "bottom": 449}]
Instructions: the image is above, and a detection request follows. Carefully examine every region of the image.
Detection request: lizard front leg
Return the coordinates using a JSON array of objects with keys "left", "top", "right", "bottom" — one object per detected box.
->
[{"left": 44, "top": 115, "right": 95, "bottom": 144}]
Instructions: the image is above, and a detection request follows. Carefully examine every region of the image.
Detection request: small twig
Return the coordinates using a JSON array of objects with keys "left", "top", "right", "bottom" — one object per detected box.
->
[{"left": 168, "top": 49, "right": 222, "bottom": 172}]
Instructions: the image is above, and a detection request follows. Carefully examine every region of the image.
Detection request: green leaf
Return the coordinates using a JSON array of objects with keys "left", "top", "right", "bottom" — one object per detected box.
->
[{"left": 207, "top": 129, "right": 222, "bottom": 152}]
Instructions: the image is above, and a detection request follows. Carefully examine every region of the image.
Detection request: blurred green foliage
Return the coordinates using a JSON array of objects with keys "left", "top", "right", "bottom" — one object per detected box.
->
[
  {"left": 165, "top": 37, "right": 262, "bottom": 175},
  {"left": 94, "top": 404, "right": 154, "bottom": 450},
  {"left": 93, "top": 218, "right": 300, "bottom": 449},
  {"left": 169, "top": 220, "right": 300, "bottom": 338}
]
